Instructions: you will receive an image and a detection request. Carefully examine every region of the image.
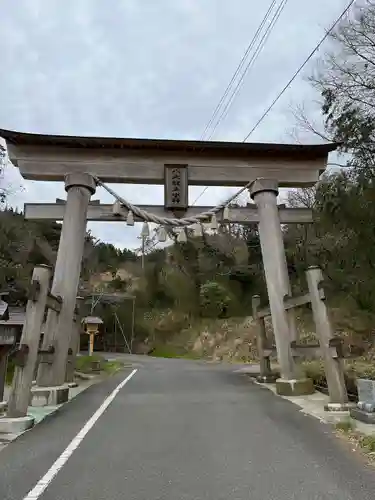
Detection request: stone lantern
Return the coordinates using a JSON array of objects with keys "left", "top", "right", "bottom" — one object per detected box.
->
[{"left": 82, "top": 316, "right": 103, "bottom": 357}]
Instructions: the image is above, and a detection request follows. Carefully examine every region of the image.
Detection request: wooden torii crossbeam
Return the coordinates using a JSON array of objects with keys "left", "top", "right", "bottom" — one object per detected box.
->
[
  {"left": 24, "top": 200, "right": 314, "bottom": 224},
  {"left": 2, "top": 128, "right": 336, "bottom": 187}
]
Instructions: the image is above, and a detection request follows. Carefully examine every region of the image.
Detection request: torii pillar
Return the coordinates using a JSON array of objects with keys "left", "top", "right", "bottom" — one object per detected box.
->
[
  {"left": 249, "top": 178, "right": 314, "bottom": 396},
  {"left": 35, "top": 173, "right": 96, "bottom": 400}
]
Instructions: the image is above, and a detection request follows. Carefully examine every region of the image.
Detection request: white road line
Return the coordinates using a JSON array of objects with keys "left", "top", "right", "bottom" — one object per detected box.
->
[{"left": 23, "top": 369, "right": 138, "bottom": 500}]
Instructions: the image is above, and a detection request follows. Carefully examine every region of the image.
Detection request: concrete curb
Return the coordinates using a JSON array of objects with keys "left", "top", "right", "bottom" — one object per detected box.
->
[
  {"left": 244, "top": 372, "right": 348, "bottom": 424},
  {"left": 74, "top": 371, "right": 98, "bottom": 380},
  {"left": 244, "top": 374, "right": 375, "bottom": 436},
  {"left": 0, "top": 376, "right": 102, "bottom": 450},
  {"left": 0, "top": 415, "right": 35, "bottom": 435}
]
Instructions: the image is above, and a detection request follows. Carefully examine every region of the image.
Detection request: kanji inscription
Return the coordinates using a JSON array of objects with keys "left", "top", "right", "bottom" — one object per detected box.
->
[{"left": 164, "top": 164, "right": 188, "bottom": 210}]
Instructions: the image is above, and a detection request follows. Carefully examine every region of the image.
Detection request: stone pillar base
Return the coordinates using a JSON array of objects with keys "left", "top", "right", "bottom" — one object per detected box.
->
[
  {"left": 0, "top": 415, "right": 35, "bottom": 434},
  {"left": 275, "top": 378, "right": 314, "bottom": 396},
  {"left": 324, "top": 402, "right": 354, "bottom": 412},
  {"left": 350, "top": 407, "right": 375, "bottom": 424},
  {"left": 31, "top": 385, "right": 69, "bottom": 407},
  {"left": 257, "top": 374, "right": 278, "bottom": 384}
]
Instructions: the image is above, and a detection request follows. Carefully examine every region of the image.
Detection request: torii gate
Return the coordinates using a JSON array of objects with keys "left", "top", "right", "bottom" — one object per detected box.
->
[{"left": 1, "top": 128, "right": 337, "bottom": 400}]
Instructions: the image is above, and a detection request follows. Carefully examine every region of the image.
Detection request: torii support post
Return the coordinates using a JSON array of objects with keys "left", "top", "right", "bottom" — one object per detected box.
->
[
  {"left": 65, "top": 297, "right": 84, "bottom": 386},
  {"left": 305, "top": 266, "right": 350, "bottom": 410},
  {"left": 252, "top": 295, "right": 277, "bottom": 383},
  {"left": 0, "top": 326, "right": 16, "bottom": 407},
  {"left": 5, "top": 266, "right": 50, "bottom": 422},
  {"left": 37, "top": 173, "right": 96, "bottom": 393},
  {"left": 0, "top": 349, "right": 6, "bottom": 404},
  {"left": 0, "top": 346, "right": 11, "bottom": 406},
  {"left": 249, "top": 179, "right": 314, "bottom": 396}
]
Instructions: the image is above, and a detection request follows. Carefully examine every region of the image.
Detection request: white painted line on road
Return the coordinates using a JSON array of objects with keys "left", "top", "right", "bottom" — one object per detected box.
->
[{"left": 23, "top": 369, "right": 138, "bottom": 500}]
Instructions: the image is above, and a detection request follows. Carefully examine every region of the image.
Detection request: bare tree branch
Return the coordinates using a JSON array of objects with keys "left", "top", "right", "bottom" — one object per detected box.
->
[{"left": 290, "top": 103, "right": 333, "bottom": 142}]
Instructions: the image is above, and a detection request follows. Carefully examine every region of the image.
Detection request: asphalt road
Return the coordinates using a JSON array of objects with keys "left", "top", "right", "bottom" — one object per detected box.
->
[{"left": 1, "top": 355, "right": 375, "bottom": 499}]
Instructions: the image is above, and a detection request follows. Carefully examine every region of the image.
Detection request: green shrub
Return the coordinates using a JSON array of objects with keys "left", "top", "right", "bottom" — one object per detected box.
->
[
  {"left": 75, "top": 354, "right": 123, "bottom": 375},
  {"left": 347, "top": 361, "right": 375, "bottom": 381},
  {"left": 102, "top": 360, "right": 123, "bottom": 375},
  {"left": 199, "top": 281, "right": 233, "bottom": 318},
  {"left": 360, "top": 435, "right": 375, "bottom": 452},
  {"left": 335, "top": 419, "right": 355, "bottom": 433},
  {"left": 149, "top": 345, "right": 200, "bottom": 360},
  {"left": 302, "top": 360, "right": 326, "bottom": 386},
  {"left": 75, "top": 354, "right": 105, "bottom": 373}
]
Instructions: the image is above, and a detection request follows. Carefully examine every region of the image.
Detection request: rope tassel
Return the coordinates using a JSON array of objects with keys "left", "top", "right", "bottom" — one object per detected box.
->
[
  {"left": 177, "top": 229, "right": 187, "bottom": 243},
  {"left": 157, "top": 226, "right": 167, "bottom": 242},
  {"left": 126, "top": 210, "right": 134, "bottom": 226},
  {"left": 210, "top": 214, "right": 218, "bottom": 231},
  {"left": 141, "top": 221, "right": 150, "bottom": 237},
  {"left": 193, "top": 223, "right": 203, "bottom": 237},
  {"left": 112, "top": 200, "right": 122, "bottom": 216},
  {"left": 223, "top": 206, "right": 230, "bottom": 221}
]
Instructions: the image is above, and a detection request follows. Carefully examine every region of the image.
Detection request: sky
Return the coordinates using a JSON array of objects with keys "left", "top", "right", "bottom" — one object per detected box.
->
[{"left": 0, "top": 0, "right": 351, "bottom": 250}]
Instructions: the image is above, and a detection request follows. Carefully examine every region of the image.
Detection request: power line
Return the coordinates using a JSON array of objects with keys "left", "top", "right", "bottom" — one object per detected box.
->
[
  {"left": 200, "top": 0, "right": 277, "bottom": 141},
  {"left": 134, "top": 2, "right": 356, "bottom": 250},
  {"left": 242, "top": 0, "right": 357, "bottom": 142},
  {"left": 207, "top": 0, "right": 289, "bottom": 140},
  {"left": 191, "top": 186, "right": 208, "bottom": 206},
  {"left": 194, "top": 1, "right": 288, "bottom": 206},
  {"left": 138, "top": 2, "right": 355, "bottom": 249}
]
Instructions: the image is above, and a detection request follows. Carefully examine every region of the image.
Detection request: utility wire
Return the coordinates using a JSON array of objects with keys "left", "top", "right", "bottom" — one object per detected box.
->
[
  {"left": 200, "top": 0, "right": 277, "bottom": 141},
  {"left": 190, "top": 186, "right": 208, "bottom": 207},
  {"left": 207, "top": 0, "right": 289, "bottom": 140},
  {"left": 194, "top": 0, "right": 288, "bottom": 205},
  {"left": 242, "top": 0, "right": 357, "bottom": 142},
  {"left": 138, "top": 1, "right": 356, "bottom": 246},
  {"left": 138, "top": 1, "right": 355, "bottom": 249}
]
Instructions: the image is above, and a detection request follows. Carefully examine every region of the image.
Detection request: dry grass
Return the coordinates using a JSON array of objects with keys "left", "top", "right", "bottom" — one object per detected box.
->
[{"left": 335, "top": 421, "right": 375, "bottom": 463}]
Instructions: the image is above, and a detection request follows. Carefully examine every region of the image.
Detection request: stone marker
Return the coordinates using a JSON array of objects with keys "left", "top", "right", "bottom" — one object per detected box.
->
[{"left": 350, "top": 378, "right": 375, "bottom": 424}]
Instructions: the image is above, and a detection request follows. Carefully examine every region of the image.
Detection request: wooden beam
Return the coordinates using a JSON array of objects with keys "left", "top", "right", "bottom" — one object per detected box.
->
[
  {"left": 24, "top": 202, "right": 314, "bottom": 224},
  {"left": 0, "top": 345, "right": 12, "bottom": 402},
  {"left": 257, "top": 288, "right": 324, "bottom": 319},
  {"left": 16, "top": 162, "right": 321, "bottom": 187},
  {"left": 46, "top": 292, "right": 62, "bottom": 313},
  {"left": 263, "top": 344, "right": 323, "bottom": 358},
  {"left": 263, "top": 348, "right": 277, "bottom": 358},
  {"left": 290, "top": 341, "right": 321, "bottom": 357},
  {"left": 258, "top": 292, "right": 312, "bottom": 318},
  {"left": 8, "top": 144, "right": 326, "bottom": 186}
]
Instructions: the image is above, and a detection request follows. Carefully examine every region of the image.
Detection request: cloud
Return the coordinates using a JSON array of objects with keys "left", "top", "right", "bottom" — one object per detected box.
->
[{"left": 0, "top": 0, "right": 346, "bottom": 248}]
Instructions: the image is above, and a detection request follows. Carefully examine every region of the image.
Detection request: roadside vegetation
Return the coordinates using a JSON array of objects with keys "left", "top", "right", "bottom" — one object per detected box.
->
[
  {"left": 75, "top": 354, "right": 124, "bottom": 375},
  {"left": 335, "top": 419, "right": 375, "bottom": 463}
]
